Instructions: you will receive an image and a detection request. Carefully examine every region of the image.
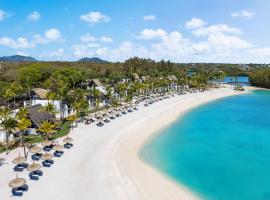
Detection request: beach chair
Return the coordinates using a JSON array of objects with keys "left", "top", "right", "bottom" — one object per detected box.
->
[
  {"left": 43, "top": 146, "right": 52, "bottom": 152},
  {"left": 97, "top": 122, "right": 104, "bottom": 127},
  {"left": 19, "top": 184, "right": 28, "bottom": 192},
  {"left": 54, "top": 151, "right": 63, "bottom": 157},
  {"left": 47, "top": 159, "right": 54, "bottom": 164},
  {"left": 104, "top": 119, "right": 110, "bottom": 123},
  {"left": 42, "top": 161, "right": 51, "bottom": 167},
  {"left": 13, "top": 165, "right": 24, "bottom": 172},
  {"left": 31, "top": 154, "right": 40, "bottom": 161},
  {"left": 20, "top": 163, "right": 29, "bottom": 169},
  {"left": 12, "top": 188, "right": 23, "bottom": 196},
  {"left": 29, "top": 172, "right": 39, "bottom": 180},
  {"left": 35, "top": 170, "right": 43, "bottom": 176},
  {"left": 64, "top": 143, "right": 71, "bottom": 149}
]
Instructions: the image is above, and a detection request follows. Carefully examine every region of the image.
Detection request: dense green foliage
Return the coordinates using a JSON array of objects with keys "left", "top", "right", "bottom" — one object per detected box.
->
[{"left": 249, "top": 69, "right": 270, "bottom": 89}]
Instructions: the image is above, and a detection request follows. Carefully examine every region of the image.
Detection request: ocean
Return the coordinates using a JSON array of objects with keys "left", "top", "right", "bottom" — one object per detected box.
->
[{"left": 140, "top": 90, "right": 270, "bottom": 200}]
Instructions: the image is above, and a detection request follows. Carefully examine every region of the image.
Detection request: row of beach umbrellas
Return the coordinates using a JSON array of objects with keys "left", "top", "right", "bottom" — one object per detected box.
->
[{"left": 9, "top": 136, "right": 73, "bottom": 190}]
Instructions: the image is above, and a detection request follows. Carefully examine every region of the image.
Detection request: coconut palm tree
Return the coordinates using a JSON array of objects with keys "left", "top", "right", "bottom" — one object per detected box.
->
[
  {"left": 40, "top": 103, "right": 58, "bottom": 117},
  {"left": 2, "top": 117, "right": 17, "bottom": 154},
  {"left": 66, "top": 115, "right": 77, "bottom": 130},
  {"left": 10, "top": 82, "right": 23, "bottom": 110},
  {"left": 93, "top": 88, "right": 101, "bottom": 108},
  {"left": 38, "top": 120, "right": 56, "bottom": 140},
  {"left": 73, "top": 99, "right": 88, "bottom": 121},
  {"left": 15, "top": 107, "right": 29, "bottom": 120},
  {"left": 3, "top": 88, "right": 15, "bottom": 108},
  {"left": 17, "top": 118, "right": 31, "bottom": 157}
]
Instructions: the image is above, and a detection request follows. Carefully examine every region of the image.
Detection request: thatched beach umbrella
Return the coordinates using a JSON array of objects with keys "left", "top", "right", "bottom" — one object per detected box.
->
[
  {"left": 41, "top": 153, "right": 53, "bottom": 160},
  {"left": 9, "top": 176, "right": 26, "bottom": 188},
  {"left": 42, "top": 140, "right": 53, "bottom": 147},
  {"left": 27, "top": 162, "right": 41, "bottom": 172},
  {"left": 12, "top": 153, "right": 26, "bottom": 165},
  {"left": 30, "top": 146, "right": 42, "bottom": 154},
  {"left": 53, "top": 144, "right": 64, "bottom": 151},
  {"left": 63, "top": 137, "right": 73, "bottom": 143}
]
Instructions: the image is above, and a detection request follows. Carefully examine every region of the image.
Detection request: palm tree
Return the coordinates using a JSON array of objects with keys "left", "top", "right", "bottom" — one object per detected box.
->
[
  {"left": 10, "top": 82, "right": 23, "bottom": 110},
  {"left": 93, "top": 88, "right": 101, "bottom": 108},
  {"left": 73, "top": 99, "right": 88, "bottom": 121},
  {"left": 66, "top": 115, "right": 77, "bottom": 130},
  {"left": 3, "top": 88, "right": 15, "bottom": 108},
  {"left": 17, "top": 118, "right": 31, "bottom": 158},
  {"left": 15, "top": 107, "right": 29, "bottom": 120},
  {"left": 37, "top": 120, "right": 56, "bottom": 140},
  {"left": 105, "top": 86, "right": 113, "bottom": 105},
  {"left": 40, "top": 103, "right": 58, "bottom": 117},
  {"left": 2, "top": 118, "right": 17, "bottom": 154}
]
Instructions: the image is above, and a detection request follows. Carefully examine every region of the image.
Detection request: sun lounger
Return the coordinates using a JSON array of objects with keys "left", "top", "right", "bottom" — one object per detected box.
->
[
  {"left": 43, "top": 146, "right": 52, "bottom": 152},
  {"left": 31, "top": 154, "right": 40, "bottom": 161},
  {"left": 54, "top": 151, "right": 64, "bottom": 157},
  {"left": 12, "top": 188, "right": 23, "bottom": 196},
  {"left": 97, "top": 122, "right": 104, "bottom": 127},
  {"left": 19, "top": 184, "right": 28, "bottom": 192},
  {"left": 35, "top": 170, "right": 43, "bottom": 176},
  {"left": 29, "top": 172, "right": 39, "bottom": 180},
  {"left": 47, "top": 159, "right": 54, "bottom": 164},
  {"left": 13, "top": 165, "right": 24, "bottom": 172},
  {"left": 104, "top": 119, "right": 110, "bottom": 123},
  {"left": 64, "top": 143, "right": 73, "bottom": 149},
  {"left": 42, "top": 161, "right": 51, "bottom": 167}
]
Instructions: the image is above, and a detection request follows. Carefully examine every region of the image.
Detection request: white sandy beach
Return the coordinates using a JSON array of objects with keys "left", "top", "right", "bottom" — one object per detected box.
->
[{"left": 0, "top": 88, "right": 241, "bottom": 200}]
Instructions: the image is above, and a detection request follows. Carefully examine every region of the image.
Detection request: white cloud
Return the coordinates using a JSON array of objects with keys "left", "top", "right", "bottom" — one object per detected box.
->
[
  {"left": 192, "top": 24, "right": 242, "bottom": 37},
  {"left": 185, "top": 18, "right": 251, "bottom": 56},
  {"left": 100, "top": 36, "right": 113, "bottom": 43},
  {"left": 80, "top": 34, "right": 113, "bottom": 43},
  {"left": 45, "top": 29, "right": 61, "bottom": 41},
  {"left": 80, "top": 12, "right": 111, "bottom": 25},
  {"left": 27, "top": 11, "right": 41, "bottom": 21},
  {"left": 248, "top": 48, "right": 270, "bottom": 57},
  {"left": 139, "top": 29, "right": 167, "bottom": 39},
  {"left": 87, "top": 43, "right": 100, "bottom": 48},
  {"left": 144, "top": 15, "right": 156, "bottom": 21},
  {"left": 38, "top": 48, "right": 66, "bottom": 61},
  {"left": 231, "top": 10, "right": 255, "bottom": 19},
  {"left": 80, "top": 33, "right": 96, "bottom": 42},
  {"left": 207, "top": 32, "right": 251, "bottom": 54},
  {"left": 186, "top": 18, "right": 206, "bottom": 29},
  {"left": 32, "top": 29, "right": 63, "bottom": 49},
  {"left": 33, "top": 28, "right": 62, "bottom": 45},
  {"left": 0, "top": 9, "right": 7, "bottom": 21},
  {"left": 0, "top": 37, "right": 31, "bottom": 49}
]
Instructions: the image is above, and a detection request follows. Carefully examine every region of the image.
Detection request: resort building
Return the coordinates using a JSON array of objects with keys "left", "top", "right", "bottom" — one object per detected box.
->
[{"left": 24, "top": 88, "right": 69, "bottom": 119}]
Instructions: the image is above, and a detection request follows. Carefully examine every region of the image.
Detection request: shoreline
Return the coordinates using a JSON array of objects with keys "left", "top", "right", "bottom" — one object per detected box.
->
[
  {"left": 0, "top": 88, "right": 242, "bottom": 200},
  {"left": 114, "top": 88, "right": 242, "bottom": 200}
]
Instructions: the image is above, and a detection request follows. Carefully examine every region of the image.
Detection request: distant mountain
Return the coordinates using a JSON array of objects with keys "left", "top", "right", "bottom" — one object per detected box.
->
[
  {"left": 78, "top": 57, "right": 108, "bottom": 63},
  {"left": 0, "top": 55, "right": 37, "bottom": 62}
]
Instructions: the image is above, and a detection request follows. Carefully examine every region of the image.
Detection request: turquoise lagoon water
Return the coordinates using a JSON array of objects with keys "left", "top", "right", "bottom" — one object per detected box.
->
[{"left": 140, "top": 90, "right": 270, "bottom": 200}]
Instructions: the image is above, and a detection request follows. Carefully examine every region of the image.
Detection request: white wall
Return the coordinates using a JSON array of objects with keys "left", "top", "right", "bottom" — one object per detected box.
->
[{"left": 25, "top": 100, "right": 69, "bottom": 119}]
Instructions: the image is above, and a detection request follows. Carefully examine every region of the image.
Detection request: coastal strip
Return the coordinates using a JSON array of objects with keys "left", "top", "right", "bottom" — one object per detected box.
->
[{"left": 0, "top": 88, "right": 241, "bottom": 200}]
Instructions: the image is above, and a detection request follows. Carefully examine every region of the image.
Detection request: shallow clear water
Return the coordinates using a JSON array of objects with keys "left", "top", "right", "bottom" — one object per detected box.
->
[{"left": 140, "top": 91, "right": 270, "bottom": 200}]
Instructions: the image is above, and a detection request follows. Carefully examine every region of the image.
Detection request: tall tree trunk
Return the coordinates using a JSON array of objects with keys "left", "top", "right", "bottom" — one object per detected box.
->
[{"left": 5, "top": 130, "right": 9, "bottom": 155}]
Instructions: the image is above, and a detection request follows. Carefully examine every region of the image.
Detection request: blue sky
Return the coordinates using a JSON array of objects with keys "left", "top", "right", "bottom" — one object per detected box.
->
[{"left": 0, "top": 0, "right": 270, "bottom": 63}]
